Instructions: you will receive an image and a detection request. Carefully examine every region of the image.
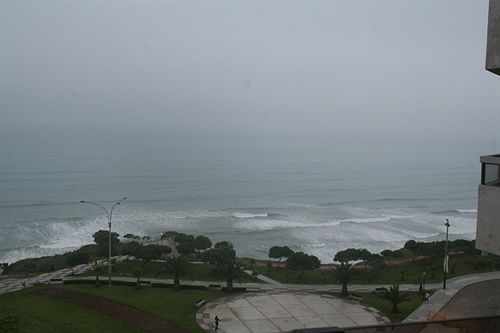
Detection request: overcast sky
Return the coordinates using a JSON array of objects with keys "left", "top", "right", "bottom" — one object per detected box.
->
[{"left": 1, "top": 0, "right": 499, "bottom": 149}]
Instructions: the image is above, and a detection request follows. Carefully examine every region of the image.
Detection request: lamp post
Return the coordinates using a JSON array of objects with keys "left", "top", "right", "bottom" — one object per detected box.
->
[
  {"left": 443, "top": 219, "right": 450, "bottom": 289},
  {"left": 423, "top": 271, "right": 426, "bottom": 293},
  {"left": 80, "top": 197, "right": 127, "bottom": 285}
]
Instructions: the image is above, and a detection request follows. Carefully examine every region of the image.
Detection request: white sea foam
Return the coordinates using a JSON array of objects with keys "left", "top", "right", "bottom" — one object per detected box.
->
[
  {"left": 0, "top": 205, "right": 478, "bottom": 264},
  {"left": 233, "top": 212, "right": 269, "bottom": 218},
  {"left": 0, "top": 208, "right": 228, "bottom": 263},
  {"left": 456, "top": 209, "right": 477, "bottom": 213},
  {"left": 235, "top": 214, "right": 415, "bottom": 231}
]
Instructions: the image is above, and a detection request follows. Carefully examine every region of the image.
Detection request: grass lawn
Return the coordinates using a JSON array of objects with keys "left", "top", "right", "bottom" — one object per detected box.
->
[
  {"left": 359, "top": 292, "right": 425, "bottom": 323},
  {"left": 0, "top": 284, "right": 225, "bottom": 333},
  {"left": 79, "top": 260, "right": 254, "bottom": 284},
  {"left": 0, "top": 285, "right": 141, "bottom": 333},
  {"left": 255, "top": 253, "right": 500, "bottom": 285},
  {"left": 62, "top": 284, "right": 225, "bottom": 332}
]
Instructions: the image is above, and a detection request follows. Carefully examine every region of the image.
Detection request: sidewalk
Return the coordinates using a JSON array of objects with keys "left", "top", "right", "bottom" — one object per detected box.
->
[
  {"left": 0, "top": 256, "right": 130, "bottom": 295},
  {"left": 243, "top": 270, "right": 281, "bottom": 284},
  {"left": 404, "top": 271, "right": 500, "bottom": 322},
  {"left": 2, "top": 262, "right": 499, "bottom": 301}
]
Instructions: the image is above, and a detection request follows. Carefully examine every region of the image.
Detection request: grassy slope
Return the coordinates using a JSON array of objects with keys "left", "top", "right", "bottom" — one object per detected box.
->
[
  {"left": 255, "top": 254, "right": 500, "bottom": 285},
  {"left": 0, "top": 286, "right": 140, "bottom": 333}
]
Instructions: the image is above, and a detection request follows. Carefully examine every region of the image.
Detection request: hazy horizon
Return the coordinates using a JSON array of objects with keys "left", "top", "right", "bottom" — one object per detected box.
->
[{"left": 1, "top": 0, "right": 499, "bottom": 153}]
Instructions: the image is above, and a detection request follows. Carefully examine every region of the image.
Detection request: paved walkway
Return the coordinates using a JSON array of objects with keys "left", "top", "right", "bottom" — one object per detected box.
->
[
  {"left": 439, "top": 279, "right": 500, "bottom": 318},
  {"left": 243, "top": 270, "right": 281, "bottom": 285},
  {"left": 404, "top": 271, "right": 500, "bottom": 322},
  {"left": 0, "top": 263, "right": 92, "bottom": 295},
  {"left": 196, "top": 291, "right": 389, "bottom": 332},
  {"left": 3, "top": 264, "right": 499, "bottom": 297},
  {"left": 0, "top": 256, "right": 130, "bottom": 295}
]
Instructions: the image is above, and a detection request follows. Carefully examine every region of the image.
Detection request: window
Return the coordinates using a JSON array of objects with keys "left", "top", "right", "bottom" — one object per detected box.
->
[{"left": 482, "top": 163, "right": 500, "bottom": 186}]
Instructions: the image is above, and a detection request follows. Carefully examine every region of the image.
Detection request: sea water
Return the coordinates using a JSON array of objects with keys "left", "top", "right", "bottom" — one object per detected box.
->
[{"left": 0, "top": 134, "right": 488, "bottom": 264}]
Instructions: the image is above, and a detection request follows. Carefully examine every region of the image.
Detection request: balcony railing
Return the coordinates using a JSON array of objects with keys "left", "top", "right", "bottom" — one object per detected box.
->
[{"left": 292, "top": 315, "right": 500, "bottom": 333}]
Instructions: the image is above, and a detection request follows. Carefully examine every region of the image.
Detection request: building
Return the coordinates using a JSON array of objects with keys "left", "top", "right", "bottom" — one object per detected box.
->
[{"left": 475, "top": 0, "right": 500, "bottom": 256}]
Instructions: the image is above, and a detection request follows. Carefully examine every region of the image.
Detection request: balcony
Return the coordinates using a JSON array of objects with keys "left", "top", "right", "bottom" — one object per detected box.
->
[{"left": 476, "top": 155, "right": 500, "bottom": 256}]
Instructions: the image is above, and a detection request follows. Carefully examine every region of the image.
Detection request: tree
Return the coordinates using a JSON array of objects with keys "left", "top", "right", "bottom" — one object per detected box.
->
[
  {"left": 166, "top": 256, "right": 190, "bottom": 291},
  {"left": 200, "top": 248, "right": 217, "bottom": 264},
  {"left": 176, "top": 242, "right": 195, "bottom": 255},
  {"left": 123, "top": 233, "right": 136, "bottom": 239},
  {"left": 269, "top": 246, "right": 294, "bottom": 267},
  {"left": 134, "top": 245, "right": 171, "bottom": 261},
  {"left": 404, "top": 240, "right": 443, "bottom": 262},
  {"left": 133, "top": 267, "right": 143, "bottom": 288},
  {"left": 214, "top": 241, "right": 233, "bottom": 249},
  {"left": 334, "top": 248, "right": 372, "bottom": 263},
  {"left": 379, "top": 283, "right": 411, "bottom": 313},
  {"left": 65, "top": 252, "right": 90, "bottom": 274},
  {"left": 93, "top": 230, "right": 120, "bottom": 257},
  {"left": 333, "top": 262, "right": 353, "bottom": 297},
  {"left": 381, "top": 249, "right": 403, "bottom": 258},
  {"left": 217, "top": 254, "right": 242, "bottom": 291},
  {"left": 206, "top": 242, "right": 241, "bottom": 291},
  {"left": 0, "top": 263, "right": 8, "bottom": 272},
  {"left": 174, "top": 233, "right": 195, "bottom": 244},
  {"left": 286, "top": 252, "right": 321, "bottom": 277},
  {"left": 121, "top": 241, "right": 141, "bottom": 257},
  {"left": 194, "top": 236, "right": 212, "bottom": 253},
  {"left": 93, "top": 266, "right": 104, "bottom": 287},
  {"left": 161, "top": 231, "right": 179, "bottom": 239}
]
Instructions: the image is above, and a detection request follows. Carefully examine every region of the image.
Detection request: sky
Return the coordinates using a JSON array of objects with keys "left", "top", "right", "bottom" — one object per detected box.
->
[{"left": 1, "top": 0, "right": 499, "bottom": 152}]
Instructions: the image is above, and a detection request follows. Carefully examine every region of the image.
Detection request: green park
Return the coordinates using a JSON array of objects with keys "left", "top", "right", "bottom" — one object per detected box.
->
[{"left": 1, "top": 230, "right": 499, "bottom": 332}]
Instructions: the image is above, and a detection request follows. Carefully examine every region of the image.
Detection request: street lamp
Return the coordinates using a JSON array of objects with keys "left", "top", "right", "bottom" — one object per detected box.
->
[
  {"left": 80, "top": 197, "right": 127, "bottom": 285},
  {"left": 443, "top": 218, "right": 450, "bottom": 289}
]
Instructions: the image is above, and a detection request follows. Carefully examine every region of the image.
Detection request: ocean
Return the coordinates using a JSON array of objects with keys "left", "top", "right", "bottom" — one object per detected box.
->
[{"left": 0, "top": 134, "right": 488, "bottom": 264}]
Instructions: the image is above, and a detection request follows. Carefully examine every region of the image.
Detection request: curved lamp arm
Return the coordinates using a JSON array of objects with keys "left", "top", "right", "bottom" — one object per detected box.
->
[
  {"left": 80, "top": 200, "right": 109, "bottom": 218},
  {"left": 110, "top": 197, "right": 127, "bottom": 221}
]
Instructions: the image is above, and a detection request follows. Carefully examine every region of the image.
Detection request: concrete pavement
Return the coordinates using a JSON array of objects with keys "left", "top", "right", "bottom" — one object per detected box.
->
[
  {"left": 0, "top": 263, "right": 93, "bottom": 295},
  {"left": 196, "top": 291, "right": 390, "bottom": 333},
  {"left": 0, "top": 256, "right": 131, "bottom": 295},
  {"left": 405, "top": 271, "right": 500, "bottom": 322}
]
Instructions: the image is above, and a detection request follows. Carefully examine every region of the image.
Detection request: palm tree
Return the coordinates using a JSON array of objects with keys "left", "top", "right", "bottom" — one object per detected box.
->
[
  {"left": 166, "top": 256, "right": 190, "bottom": 291},
  {"left": 133, "top": 267, "right": 143, "bottom": 289},
  {"left": 380, "top": 283, "right": 411, "bottom": 313},
  {"left": 94, "top": 266, "right": 104, "bottom": 287},
  {"left": 333, "top": 262, "right": 353, "bottom": 297}
]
